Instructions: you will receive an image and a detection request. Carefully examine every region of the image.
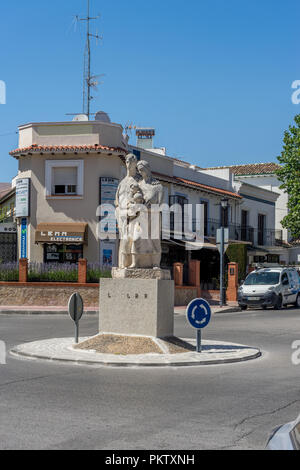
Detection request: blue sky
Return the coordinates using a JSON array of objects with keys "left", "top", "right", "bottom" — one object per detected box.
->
[{"left": 1, "top": 0, "right": 300, "bottom": 181}]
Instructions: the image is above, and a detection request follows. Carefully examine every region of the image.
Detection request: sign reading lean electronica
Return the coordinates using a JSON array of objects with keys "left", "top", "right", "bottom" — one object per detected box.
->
[{"left": 15, "top": 179, "right": 30, "bottom": 218}]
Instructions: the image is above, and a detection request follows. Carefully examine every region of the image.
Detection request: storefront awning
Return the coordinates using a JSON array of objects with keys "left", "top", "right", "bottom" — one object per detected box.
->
[{"left": 35, "top": 223, "right": 88, "bottom": 244}]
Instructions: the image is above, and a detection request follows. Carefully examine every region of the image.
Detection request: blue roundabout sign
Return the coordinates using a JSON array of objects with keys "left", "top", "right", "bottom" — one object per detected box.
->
[{"left": 186, "top": 298, "right": 212, "bottom": 330}]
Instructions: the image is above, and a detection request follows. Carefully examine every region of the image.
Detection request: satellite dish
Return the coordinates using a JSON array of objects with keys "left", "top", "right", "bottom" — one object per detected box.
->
[
  {"left": 95, "top": 111, "right": 111, "bottom": 123},
  {"left": 73, "top": 114, "right": 89, "bottom": 122}
]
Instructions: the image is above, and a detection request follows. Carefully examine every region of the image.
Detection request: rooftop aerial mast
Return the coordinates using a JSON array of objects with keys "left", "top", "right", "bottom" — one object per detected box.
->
[{"left": 78, "top": 0, "right": 102, "bottom": 119}]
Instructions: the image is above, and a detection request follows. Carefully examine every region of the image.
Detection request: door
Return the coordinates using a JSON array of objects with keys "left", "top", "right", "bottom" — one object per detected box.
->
[
  {"left": 258, "top": 214, "right": 266, "bottom": 245},
  {"left": 0, "top": 233, "right": 17, "bottom": 263},
  {"left": 287, "top": 271, "right": 298, "bottom": 303},
  {"left": 200, "top": 201, "right": 208, "bottom": 236},
  {"left": 281, "top": 272, "right": 291, "bottom": 305},
  {"left": 241, "top": 210, "right": 248, "bottom": 241}
]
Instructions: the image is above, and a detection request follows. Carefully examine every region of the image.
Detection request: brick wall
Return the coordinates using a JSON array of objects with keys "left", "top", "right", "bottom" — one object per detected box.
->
[{"left": 0, "top": 283, "right": 99, "bottom": 308}]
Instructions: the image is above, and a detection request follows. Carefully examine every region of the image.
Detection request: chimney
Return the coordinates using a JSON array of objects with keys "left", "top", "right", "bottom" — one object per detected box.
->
[{"left": 136, "top": 128, "right": 155, "bottom": 150}]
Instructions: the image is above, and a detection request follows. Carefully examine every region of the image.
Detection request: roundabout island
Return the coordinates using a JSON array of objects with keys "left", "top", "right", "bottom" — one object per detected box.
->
[{"left": 10, "top": 334, "right": 262, "bottom": 368}]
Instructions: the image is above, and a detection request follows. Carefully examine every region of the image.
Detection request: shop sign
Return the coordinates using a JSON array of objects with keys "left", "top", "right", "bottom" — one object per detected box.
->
[
  {"left": 15, "top": 179, "right": 30, "bottom": 218},
  {"left": 37, "top": 230, "right": 84, "bottom": 243}
]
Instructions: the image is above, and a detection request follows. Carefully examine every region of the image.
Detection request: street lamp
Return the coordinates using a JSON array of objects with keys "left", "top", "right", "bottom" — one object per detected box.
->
[{"left": 220, "top": 198, "right": 229, "bottom": 307}]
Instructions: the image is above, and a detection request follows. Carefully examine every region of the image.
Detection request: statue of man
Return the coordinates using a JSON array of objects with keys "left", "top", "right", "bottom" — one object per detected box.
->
[{"left": 115, "top": 154, "right": 141, "bottom": 268}]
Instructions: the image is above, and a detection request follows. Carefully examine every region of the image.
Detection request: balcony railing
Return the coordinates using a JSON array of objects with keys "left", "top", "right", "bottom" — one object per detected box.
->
[{"left": 185, "top": 218, "right": 283, "bottom": 247}]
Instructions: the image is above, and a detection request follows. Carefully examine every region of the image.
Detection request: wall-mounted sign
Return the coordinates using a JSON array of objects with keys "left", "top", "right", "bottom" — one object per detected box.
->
[
  {"left": 99, "top": 178, "right": 119, "bottom": 268},
  {"left": 100, "top": 241, "right": 116, "bottom": 269},
  {"left": 0, "top": 223, "right": 17, "bottom": 233},
  {"left": 99, "top": 178, "right": 119, "bottom": 235},
  {"left": 100, "top": 177, "right": 119, "bottom": 204},
  {"left": 20, "top": 218, "right": 27, "bottom": 259},
  {"left": 15, "top": 178, "right": 30, "bottom": 218},
  {"left": 35, "top": 223, "right": 88, "bottom": 244}
]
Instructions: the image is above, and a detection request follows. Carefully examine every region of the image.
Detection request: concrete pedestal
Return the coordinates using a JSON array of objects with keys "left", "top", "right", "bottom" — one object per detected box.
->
[
  {"left": 111, "top": 267, "right": 171, "bottom": 280},
  {"left": 99, "top": 279, "right": 174, "bottom": 338}
]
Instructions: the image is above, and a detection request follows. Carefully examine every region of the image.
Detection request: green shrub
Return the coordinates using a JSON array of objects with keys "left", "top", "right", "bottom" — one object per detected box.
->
[
  {"left": 225, "top": 244, "right": 247, "bottom": 282},
  {"left": 28, "top": 263, "right": 78, "bottom": 282},
  {"left": 87, "top": 263, "right": 112, "bottom": 283},
  {"left": 0, "top": 262, "right": 19, "bottom": 281}
]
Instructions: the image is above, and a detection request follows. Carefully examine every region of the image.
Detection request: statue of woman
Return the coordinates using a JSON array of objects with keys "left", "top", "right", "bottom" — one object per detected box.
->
[
  {"left": 115, "top": 155, "right": 164, "bottom": 269},
  {"left": 134, "top": 160, "right": 164, "bottom": 268}
]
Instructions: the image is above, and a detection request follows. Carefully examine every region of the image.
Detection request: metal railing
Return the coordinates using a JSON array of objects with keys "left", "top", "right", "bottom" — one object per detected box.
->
[{"left": 190, "top": 218, "right": 283, "bottom": 247}]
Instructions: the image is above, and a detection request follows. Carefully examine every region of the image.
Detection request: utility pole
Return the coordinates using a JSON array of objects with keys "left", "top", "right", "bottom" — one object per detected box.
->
[{"left": 217, "top": 198, "right": 229, "bottom": 307}]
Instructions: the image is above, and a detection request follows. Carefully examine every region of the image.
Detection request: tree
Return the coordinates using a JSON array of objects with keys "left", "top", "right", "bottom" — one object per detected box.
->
[{"left": 276, "top": 114, "right": 300, "bottom": 239}]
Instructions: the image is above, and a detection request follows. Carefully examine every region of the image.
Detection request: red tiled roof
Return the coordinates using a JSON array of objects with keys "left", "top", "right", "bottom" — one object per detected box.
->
[
  {"left": 0, "top": 183, "right": 12, "bottom": 200},
  {"left": 10, "top": 144, "right": 127, "bottom": 157},
  {"left": 153, "top": 172, "right": 242, "bottom": 200},
  {"left": 206, "top": 162, "right": 281, "bottom": 176}
]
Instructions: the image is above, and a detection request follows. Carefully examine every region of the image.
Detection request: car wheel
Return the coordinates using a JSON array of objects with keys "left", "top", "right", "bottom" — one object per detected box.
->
[
  {"left": 240, "top": 305, "right": 247, "bottom": 311},
  {"left": 294, "top": 294, "right": 300, "bottom": 309},
  {"left": 274, "top": 295, "right": 282, "bottom": 310}
]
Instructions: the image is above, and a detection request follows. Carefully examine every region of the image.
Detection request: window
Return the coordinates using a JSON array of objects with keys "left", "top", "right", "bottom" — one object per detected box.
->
[
  {"left": 281, "top": 272, "right": 289, "bottom": 286},
  {"left": 169, "top": 195, "right": 189, "bottom": 235},
  {"left": 267, "top": 254, "right": 280, "bottom": 264},
  {"left": 244, "top": 271, "right": 280, "bottom": 286},
  {"left": 221, "top": 206, "right": 229, "bottom": 227},
  {"left": 200, "top": 201, "right": 208, "bottom": 236},
  {"left": 44, "top": 244, "right": 83, "bottom": 263},
  {"left": 53, "top": 167, "right": 78, "bottom": 195},
  {"left": 45, "top": 160, "right": 84, "bottom": 197}
]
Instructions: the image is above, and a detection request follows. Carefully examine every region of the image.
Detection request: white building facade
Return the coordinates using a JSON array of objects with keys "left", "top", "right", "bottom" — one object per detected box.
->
[{"left": 9, "top": 118, "right": 284, "bottom": 283}]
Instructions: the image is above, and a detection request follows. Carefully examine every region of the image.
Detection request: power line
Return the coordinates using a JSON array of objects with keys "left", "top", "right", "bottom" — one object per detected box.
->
[{"left": 0, "top": 131, "right": 18, "bottom": 138}]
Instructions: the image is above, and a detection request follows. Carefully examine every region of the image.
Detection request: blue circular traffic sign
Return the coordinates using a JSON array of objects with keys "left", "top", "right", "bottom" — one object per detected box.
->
[{"left": 186, "top": 298, "right": 211, "bottom": 330}]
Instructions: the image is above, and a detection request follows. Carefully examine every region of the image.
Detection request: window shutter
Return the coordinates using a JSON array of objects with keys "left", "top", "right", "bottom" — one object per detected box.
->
[{"left": 53, "top": 167, "right": 77, "bottom": 186}]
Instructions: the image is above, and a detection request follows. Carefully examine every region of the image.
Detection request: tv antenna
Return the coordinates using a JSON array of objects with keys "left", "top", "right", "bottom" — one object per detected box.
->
[{"left": 76, "top": 0, "right": 103, "bottom": 120}]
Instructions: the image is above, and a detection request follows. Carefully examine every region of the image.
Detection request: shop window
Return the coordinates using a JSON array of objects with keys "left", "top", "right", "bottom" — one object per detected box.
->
[
  {"left": 267, "top": 254, "right": 280, "bottom": 264},
  {"left": 44, "top": 244, "right": 83, "bottom": 263}
]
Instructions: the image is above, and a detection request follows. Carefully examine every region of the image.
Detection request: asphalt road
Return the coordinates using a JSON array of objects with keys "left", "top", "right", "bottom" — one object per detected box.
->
[{"left": 0, "top": 308, "right": 299, "bottom": 450}]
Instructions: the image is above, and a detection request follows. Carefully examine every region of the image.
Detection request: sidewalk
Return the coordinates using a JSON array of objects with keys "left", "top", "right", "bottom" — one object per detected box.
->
[
  {"left": 0, "top": 306, "right": 98, "bottom": 315},
  {"left": 174, "top": 302, "right": 240, "bottom": 316},
  {"left": 0, "top": 302, "right": 240, "bottom": 315}
]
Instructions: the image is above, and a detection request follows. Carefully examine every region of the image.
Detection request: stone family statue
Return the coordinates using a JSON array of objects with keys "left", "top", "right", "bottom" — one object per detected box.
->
[{"left": 115, "top": 154, "right": 164, "bottom": 269}]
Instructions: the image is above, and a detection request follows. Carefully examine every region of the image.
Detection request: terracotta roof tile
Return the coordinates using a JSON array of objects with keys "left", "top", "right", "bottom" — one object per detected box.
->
[
  {"left": 153, "top": 172, "right": 242, "bottom": 200},
  {"left": 0, "top": 183, "right": 12, "bottom": 200},
  {"left": 206, "top": 162, "right": 281, "bottom": 176},
  {"left": 10, "top": 144, "right": 127, "bottom": 157}
]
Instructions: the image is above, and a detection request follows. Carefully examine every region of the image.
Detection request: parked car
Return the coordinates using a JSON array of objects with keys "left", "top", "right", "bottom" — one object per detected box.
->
[
  {"left": 238, "top": 267, "right": 300, "bottom": 310},
  {"left": 266, "top": 414, "right": 300, "bottom": 450}
]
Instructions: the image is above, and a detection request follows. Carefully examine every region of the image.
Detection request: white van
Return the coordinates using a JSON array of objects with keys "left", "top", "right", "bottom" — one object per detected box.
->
[{"left": 238, "top": 267, "right": 300, "bottom": 310}]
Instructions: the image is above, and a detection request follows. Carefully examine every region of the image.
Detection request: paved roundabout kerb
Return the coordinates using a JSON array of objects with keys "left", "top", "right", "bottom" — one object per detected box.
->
[{"left": 10, "top": 337, "right": 262, "bottom": 368}]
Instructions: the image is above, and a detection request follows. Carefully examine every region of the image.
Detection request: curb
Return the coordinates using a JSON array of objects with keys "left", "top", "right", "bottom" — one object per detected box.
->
[
  {"left": 213, "top": 307, "right": 241, "bottom": 315},
  {"left": 0, "top": 310, "right": 98, "bottom": 315},
  {"left": 10, "top": 338, "right": 262, "bottom": 368},
  {"left": 174, "top": 306, "right": 241, "bottom": 316}
]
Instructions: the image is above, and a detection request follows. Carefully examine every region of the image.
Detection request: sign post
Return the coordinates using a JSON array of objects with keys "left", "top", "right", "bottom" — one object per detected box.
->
[
  {"left": 68, "top": 293, "right": 84, "bottom": 344},
  {"left": 186, "top": 298, "right": 212, "bottom": 353},
  {"left": 20, "top": 218, "right": 28, "bottom": 259}
]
